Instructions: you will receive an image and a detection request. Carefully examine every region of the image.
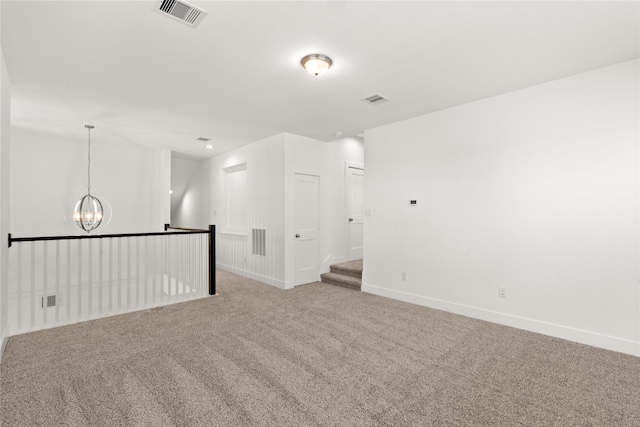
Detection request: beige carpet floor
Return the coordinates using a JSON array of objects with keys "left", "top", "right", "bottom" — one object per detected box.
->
[
  {"left": 2, "top": 270, "right": 640, "bottom": 426},
  {"left": 332, "top": 259, "right": 363, "bottom": 272}
]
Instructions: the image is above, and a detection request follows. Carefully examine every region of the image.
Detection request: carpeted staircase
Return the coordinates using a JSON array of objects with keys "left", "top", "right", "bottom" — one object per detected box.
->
[{"left": 320, "top": 259, "right": 363, "bottom": 290}]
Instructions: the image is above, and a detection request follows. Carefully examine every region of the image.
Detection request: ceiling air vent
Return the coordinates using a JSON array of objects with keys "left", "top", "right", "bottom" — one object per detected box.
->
[
  {"left": 155, "top": 0, "right": 207, "bottom": 28},
  {"left": 361, "top": 94, "right": 390, "bottom": 106}
]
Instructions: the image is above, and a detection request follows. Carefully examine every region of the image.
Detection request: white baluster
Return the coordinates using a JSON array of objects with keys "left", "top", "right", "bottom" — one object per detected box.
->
[
  {"left": 30, "top": 242, "right": 35, "bottom": 330},
  {"left": 55, "top": 240, "right": 60, "bottom": 325}
]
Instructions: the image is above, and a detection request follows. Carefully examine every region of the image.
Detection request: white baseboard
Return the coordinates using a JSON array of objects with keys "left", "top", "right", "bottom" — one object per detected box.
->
[
  {"left": 362, "top": 284, "right": 640, "bottom": 357},
  {"left": 5, "top": 293, "right": 215, "bottom": 339},
  {"left": 217, "top": 263, "right": 287, "bottom": 290}
]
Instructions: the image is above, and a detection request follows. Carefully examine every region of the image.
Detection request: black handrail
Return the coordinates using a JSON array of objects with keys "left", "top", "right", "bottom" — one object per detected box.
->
[
  {"left": 8, "top": 230, "right": 208, "bottom": 246},
  {"left": 164, "top": 224, "right": 207, "bottom": 232},
  {"left": 165, "top": 224, "right": 216, "bottom": 295},
  {"left": 8, "top": 224, "right": 217, "bottom": 296}
]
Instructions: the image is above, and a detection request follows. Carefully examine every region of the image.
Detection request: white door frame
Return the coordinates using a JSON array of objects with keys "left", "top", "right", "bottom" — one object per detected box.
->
[
  {"left": 345, "top": 161, "right": 364, "bottom": 261},
  {"left": 286, "top": 168, "right": 322, "bottom": 289}
]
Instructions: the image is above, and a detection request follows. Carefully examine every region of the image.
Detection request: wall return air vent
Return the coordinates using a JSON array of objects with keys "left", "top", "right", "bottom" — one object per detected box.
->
[
  {"left": 155, "top": 0, "right": 208, "bottom": 28},
  {"left": 361, "top": 94, "right": 390, "bottom": 106}
]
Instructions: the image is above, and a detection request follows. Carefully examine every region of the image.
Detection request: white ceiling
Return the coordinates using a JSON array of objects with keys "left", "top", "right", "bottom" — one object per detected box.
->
[{"left": 2, "top": 1, "right": 638, "bottom": 159}]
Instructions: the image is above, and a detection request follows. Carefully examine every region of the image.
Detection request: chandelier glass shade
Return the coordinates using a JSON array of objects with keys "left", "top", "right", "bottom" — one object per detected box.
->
[
  {"left": 300, "top": 54, "right": 332, "bottom": 76},
  {"left": 73, "top": 125, "right": 104, "bottom": 233},
  {"left": 73, "top": 194, "right": 103, "bottom": 232}
]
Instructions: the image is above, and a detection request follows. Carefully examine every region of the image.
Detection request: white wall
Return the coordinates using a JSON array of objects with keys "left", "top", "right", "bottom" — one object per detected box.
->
[
  {"left": 159, "top": 150, "right": 171, "bottom": 227},
  {"left": 171, "top": 157, "right": 209, "bottom": 228},
  {"left": 319, "top": 136, "right": 365, "bottom": 266},
  {"left": 10, "top": 129, "right": 170, "bottom": 236},
  {"left": 208, "top": 133, "right": 287, "bottom": 288},
  {"left": 284, "top": 133, "right": 364, "bottom": 283},
  {"left": 0, "top": 46, "right": 11, "bottom": 357},
  {"left": 363, "top": 59, "right": 640, "bottom": 356},
  {"left": 174, "top": 132, "right": 364, "bottom": 289}
]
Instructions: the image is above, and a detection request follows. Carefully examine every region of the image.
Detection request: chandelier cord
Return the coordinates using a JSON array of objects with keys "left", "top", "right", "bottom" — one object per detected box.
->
[
  {"left": 87, "top": 125, "right": 92, "bottom": 195},
  {"left": 74, "top": 124, "right": 103, "bottom": 233}
]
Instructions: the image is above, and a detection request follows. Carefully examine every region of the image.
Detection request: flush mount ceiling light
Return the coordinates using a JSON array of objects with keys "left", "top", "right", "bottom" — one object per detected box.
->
[{"left": 301, "top": 54, "right": 332, "bottom": 76}]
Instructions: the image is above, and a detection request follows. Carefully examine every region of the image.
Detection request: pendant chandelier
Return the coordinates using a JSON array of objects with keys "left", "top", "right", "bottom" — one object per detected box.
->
[{"left": 72, "top": 125, "right": 103, "bottom": 233}]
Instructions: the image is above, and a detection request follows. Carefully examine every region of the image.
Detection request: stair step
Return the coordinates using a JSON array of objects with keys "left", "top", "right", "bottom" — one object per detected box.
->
[
  {"left": 320, "top": 272, "right": 361, "bottom": 291},
  {"left": 329, "top": 260, "right": 363, "bottom": 279}
]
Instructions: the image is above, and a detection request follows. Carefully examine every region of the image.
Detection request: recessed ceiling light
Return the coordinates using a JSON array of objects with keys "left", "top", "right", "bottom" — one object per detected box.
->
[
  {"left": 205, "top": 144, "right": 214, "bottom": 149},
  {"left": 301, "top": 54, "right": 332, "bottom": 76}
]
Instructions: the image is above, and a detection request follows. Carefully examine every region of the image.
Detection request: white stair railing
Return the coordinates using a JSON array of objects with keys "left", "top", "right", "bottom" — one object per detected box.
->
[{"left": 7, "top": 226, "right": 215, "bottom": 335}]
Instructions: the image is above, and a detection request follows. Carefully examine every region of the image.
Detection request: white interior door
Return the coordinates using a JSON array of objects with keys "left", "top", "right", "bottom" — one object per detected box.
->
[
  {"left": 294, "top": 173, "right": 320, "bottom": 286},
  {"left": 347, "top": 166, "right": 364, "bottom": 261}
]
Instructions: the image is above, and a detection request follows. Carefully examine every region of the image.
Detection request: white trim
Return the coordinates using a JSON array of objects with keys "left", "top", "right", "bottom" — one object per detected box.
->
[
  {"left": 222, "top": 163, "right": 247, "bottom": 173},
  {"left": 6, "top": 294, "right": 215, "bottom": 338},
  {"left": 345, "top": 161, "right": 364, "bottom": 169},
  {"left": 222, "top": 162, "right": 248, "bottom": 235},
  {"left": 217, "top": 263, "right": 288, "bottom": 290},
  {"left": 291, "top": 168, "right": 323, "bottom": 178},
  {"left": 320, "top": 255, "right": 347, "bottom": 274},
  {"left": 362, "top": 284, "right": 640, "bottom": 357},
  {"left": 288, "top": 168, "right": 322, "bottom": 287},
  {"left": 345, "top": 162, "right": 364, "bottom": 261},
  {"left": 6, "top": 273, "right": 210, "bottom": 336},
  {"left": 219, "top": 231, "right": 248, "bottom": 237}
]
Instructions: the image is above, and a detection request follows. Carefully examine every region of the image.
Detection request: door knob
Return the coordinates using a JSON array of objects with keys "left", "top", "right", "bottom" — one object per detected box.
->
[
  {"left": 349, "top": 218, "right": 353, "bottom": 222},
  {"left": 295, "top": 234, "right": 300, "bottom": 238}
]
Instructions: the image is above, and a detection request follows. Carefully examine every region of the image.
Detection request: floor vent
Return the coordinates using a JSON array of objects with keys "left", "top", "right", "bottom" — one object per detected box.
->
[
  {"left": 252, "top": 229, "right": 266, "bottom": 256},
  {"left": 42, "top": 295, "right": 57, "bottom": 308},
  {"left": 361, "top": 93, "right": 390, "bottom": 106},
  {"left": 155, "top": 0, "right": 208, "bottom": 28}
]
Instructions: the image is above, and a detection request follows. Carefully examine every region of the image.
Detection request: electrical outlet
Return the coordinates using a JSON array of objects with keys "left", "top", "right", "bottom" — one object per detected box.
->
[
  {"left": 401, "top": 272, "right": 407, "bottom": 281},
  {"left": 499, "top": 287, "right": 507, "bottom": 298}
]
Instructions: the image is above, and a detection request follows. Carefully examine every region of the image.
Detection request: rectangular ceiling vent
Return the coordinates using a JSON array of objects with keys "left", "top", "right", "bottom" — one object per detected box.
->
[
  {"left": 155, "top": 0, "right": 207, "bottom": 28},
  {"left": 361, "top": 94, "right": 390, "bottom": 106}
]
